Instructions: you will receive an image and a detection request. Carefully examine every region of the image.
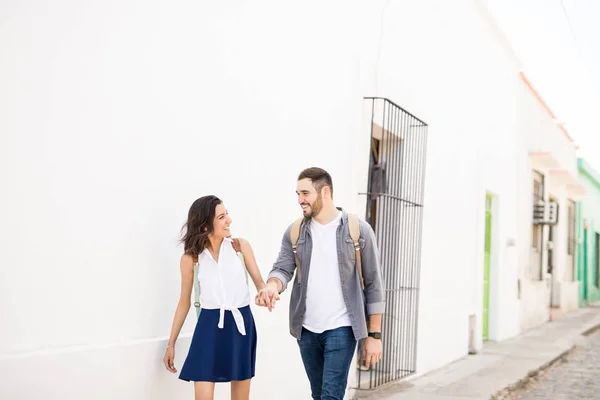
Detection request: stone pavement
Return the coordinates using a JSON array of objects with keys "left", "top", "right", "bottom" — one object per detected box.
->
[
  {"left": 354, "top": 305, "right": 600, "bottom": 400},
  {"left": 506, "top": 327, "right": 600, "bottom": 399}
]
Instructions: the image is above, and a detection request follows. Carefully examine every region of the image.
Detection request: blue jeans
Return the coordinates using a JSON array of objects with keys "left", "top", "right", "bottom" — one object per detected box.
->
[{"left": 297, "top": 326, "right": 357, "bottom": 400}]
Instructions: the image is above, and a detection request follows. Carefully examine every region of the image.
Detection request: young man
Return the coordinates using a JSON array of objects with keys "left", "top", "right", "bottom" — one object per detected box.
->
[{"left": 256, "top": 167, "right": 385, "bottom": 400}]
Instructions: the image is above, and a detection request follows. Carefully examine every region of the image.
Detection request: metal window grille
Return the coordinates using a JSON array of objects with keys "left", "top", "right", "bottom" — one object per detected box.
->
[
  {"left": 531, "top": 171, "right": 545, "bottom": 280},
  {"left": 357, "top": 97, "right": 428, "bottom": 389}
]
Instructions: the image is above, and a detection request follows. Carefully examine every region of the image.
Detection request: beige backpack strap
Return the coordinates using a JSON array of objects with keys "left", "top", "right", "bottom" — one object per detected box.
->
[
  {"left": 347, "top": 214, "right": 364, "bottom": 290},
  {"left": 290, "top": 218, "right": 304, "bottom": 284},
  {"left": 232, "top": 238, "right": 249, "bottom": 285},
  {"left": 193, "top": 255, "right": 201, "bottom": 318}
]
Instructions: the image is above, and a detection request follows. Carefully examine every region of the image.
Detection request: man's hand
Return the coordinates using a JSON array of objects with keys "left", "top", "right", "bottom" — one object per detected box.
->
[
  {"left": 255, "top": 282, "right": 280, "bottom": 311},
  {"left": 362, "top": 336, "right": 382, "bottom": 369}
]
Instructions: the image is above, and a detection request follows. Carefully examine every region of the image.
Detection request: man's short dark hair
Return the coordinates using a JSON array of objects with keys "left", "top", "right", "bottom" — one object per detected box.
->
[{"left": 298, "top": 167, "right": 334, "bottom": 197}]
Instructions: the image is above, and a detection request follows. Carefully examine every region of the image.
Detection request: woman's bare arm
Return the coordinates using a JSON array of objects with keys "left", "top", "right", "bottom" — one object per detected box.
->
[
  {"left": 166, "top": 254, "right": 195, "bottom": 346},
  {"left": 238, "top": 238, "right": 267, "bottom": 293}
]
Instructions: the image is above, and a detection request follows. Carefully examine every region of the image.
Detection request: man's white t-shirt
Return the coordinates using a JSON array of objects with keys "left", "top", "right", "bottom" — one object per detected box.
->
[{"left": 303, "top": 211, "right": 352, "bottom": 333}]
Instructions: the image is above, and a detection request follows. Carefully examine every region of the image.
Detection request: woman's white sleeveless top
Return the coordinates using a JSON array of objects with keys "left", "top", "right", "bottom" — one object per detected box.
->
[{"left": 197, "top": 238, "right": 250, "bottom": 335}]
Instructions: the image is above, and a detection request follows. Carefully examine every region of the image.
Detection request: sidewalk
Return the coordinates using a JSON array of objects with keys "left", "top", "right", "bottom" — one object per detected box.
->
[{"left": 355, "top": 305, "right": 600, "bottom": 400}]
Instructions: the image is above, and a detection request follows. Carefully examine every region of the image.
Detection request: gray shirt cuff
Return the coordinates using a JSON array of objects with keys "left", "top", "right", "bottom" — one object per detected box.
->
[
  {"left": 267, "top": 271, "right": 290, "bottom": 293},
  {"left": 367, "top": 301, "right": 385, "bottom": 315}
]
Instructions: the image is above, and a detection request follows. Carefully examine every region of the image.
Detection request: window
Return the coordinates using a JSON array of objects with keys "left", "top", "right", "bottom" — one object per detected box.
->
[
  {"left": 531, "top": 171, "right": 544, "bottom": 250},
  {"left": 360, "top": 97, "right": 428, "bottom": 388},
  {"left": 566, "top": 200, "right": 576, "bottom": 281},
  {"left": 530, "top": 170, "right": 544, "bottom": 280}
]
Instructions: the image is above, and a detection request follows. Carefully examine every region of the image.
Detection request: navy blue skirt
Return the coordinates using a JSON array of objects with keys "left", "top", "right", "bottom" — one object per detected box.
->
[{"left": 179, "top": 305, "right": 257, "bottom": 382}]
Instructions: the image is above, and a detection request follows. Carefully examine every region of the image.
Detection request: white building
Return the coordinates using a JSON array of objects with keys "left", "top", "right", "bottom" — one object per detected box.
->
[
  {"left": 516, "top": 72, "right": 583, "bottom": 331},
  {"left": 0, "top": 1, "right": 582, "bottom": 399}
]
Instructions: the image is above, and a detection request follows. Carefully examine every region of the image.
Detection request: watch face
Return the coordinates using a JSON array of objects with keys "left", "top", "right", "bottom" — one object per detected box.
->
[{"left": 369, "top": 332, "right": 381, "bottom": 339}]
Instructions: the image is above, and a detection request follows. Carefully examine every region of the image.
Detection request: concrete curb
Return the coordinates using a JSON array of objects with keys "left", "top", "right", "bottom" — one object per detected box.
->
[
  {"left": 582, "top": 322, "right": 600, "bottom": 337},
  {"left": 489, "top": 346, "right": 575, "bottom": 400}
]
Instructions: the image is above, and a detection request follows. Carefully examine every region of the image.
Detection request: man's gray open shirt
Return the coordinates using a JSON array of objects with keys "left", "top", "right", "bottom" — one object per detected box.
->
[{"left": 268, "top": 209, "right": 385, "bottom": 340}]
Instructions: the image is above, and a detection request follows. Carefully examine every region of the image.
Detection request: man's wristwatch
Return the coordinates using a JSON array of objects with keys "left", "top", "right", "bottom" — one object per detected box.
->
[{"left": 368, "top": 332, "right": 382, "bottom": 340}]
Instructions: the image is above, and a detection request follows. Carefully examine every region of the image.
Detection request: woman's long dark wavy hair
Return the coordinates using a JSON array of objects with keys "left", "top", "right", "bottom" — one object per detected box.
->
[{"left": 180, "top": 195, "right": 222, "bottom": 257}]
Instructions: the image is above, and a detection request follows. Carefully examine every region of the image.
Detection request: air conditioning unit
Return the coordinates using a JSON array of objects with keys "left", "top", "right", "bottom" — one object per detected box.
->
[{"left": 533, "top": 201, "right": 559, "bottom": 225}]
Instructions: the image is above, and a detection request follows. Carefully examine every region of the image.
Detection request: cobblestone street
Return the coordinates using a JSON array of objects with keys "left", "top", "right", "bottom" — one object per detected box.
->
[
  {"left": 363, "top": 307, "right": 600, "bottom": 400},
  {"left": 507, "top": 329, "right": 600, "bottom": 400}
]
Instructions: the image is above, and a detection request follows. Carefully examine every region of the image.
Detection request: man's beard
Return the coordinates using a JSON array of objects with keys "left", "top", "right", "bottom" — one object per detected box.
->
[{"left": 304, "top": 194, "right": 323, "bottom": 218}]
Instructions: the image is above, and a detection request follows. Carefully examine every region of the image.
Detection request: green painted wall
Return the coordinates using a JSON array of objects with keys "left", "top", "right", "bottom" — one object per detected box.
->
[{"left": 577, "top": 158, "right": 600, "bottom": 305}]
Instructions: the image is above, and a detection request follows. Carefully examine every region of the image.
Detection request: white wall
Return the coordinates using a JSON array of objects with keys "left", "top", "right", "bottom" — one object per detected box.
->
[
  {"left": 368, "top": 0, "right": 523, "bottom": 375},
  {"left": 517, "top": 81, "right": 552, "bottom": 330},
  {"left": 0, "top": 0, "right": 540, "bottom": 398},
  {"left": 0, "top": 1, "right": 369, "bottom": 399},
  {"left": 516, "top": 73, "right": 580, "bottom": 332}
]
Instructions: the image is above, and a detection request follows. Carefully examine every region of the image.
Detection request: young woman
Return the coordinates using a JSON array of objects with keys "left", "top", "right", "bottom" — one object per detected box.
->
[{"left": 163, "top": 195, "right": 275, "bottom": 400}]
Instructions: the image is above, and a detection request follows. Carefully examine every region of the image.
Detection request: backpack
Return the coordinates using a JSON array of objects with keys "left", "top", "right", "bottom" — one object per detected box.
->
[
  {"left": 290, "top": 214, "right": 364, "bottom": 289},
  {"left": 193, "top": 238, "right": 248, "bottom": 319}
]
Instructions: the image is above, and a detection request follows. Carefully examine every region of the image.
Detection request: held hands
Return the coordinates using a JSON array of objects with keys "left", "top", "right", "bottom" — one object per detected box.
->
[
  {"left": 255, "top": 283, "right": 280, "bottom": 311},
  {"left": 362, "top": 337, "right": 382, "bottom": 369}
]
